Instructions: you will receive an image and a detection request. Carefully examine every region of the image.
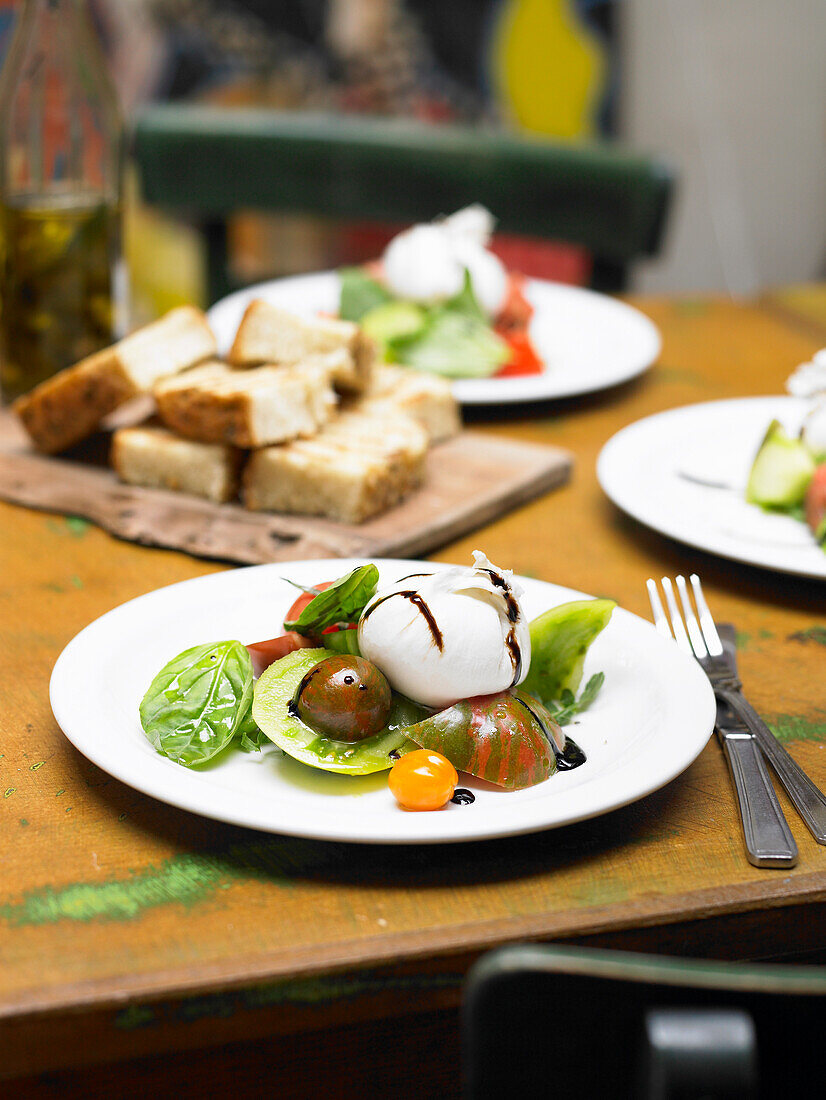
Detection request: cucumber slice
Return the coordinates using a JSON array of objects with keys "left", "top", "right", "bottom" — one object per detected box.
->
[
  {"left": 746, "top": 420, "right": 815, "bottom": 508},
  {"left": 360, "top": 301, "right": 426, "bottom": 346}
]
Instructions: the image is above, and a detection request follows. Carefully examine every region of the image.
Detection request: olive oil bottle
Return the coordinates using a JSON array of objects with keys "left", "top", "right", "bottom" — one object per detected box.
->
[{"left": 0, "top": 0, "right": 124, "bottom": 403}]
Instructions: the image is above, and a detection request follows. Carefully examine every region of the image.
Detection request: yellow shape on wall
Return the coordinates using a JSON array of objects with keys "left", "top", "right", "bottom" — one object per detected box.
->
[{"left": 492, "top": 0, "right": 607, "bottom": 138}]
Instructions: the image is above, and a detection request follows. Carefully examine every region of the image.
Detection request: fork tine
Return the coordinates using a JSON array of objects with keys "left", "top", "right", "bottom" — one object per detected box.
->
[
  {"left": 660, "top": 577, "right": 693, "bottom": 655},
  {"left": 646, "top": 578, "right": 672, "bottom": 640},
  {"left": 676, "top": 575, "right": 707, "bottom": 657},
  {"left": 689, "top": 574, "right": 724, "bottom": 656}
]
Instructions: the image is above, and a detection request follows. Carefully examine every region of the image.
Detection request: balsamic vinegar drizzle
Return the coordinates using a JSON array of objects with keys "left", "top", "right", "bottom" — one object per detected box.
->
[
  {"left": 450, "top": 788, "right": 475, "bottom": 805},
  {"left": 556, "top": 736, "right": 586, "bottom": 771},
  {"left": 515, "top": 696, "right": 587, "bottom": 773},
  {"left": 361, "top": 589, "right": 444, "bottom": 651},
  {"left": 482, "top": 567, "right": 523, "bottom": 686},
  {"left": 481, "top": 568, "right": 520, "bottom": 624}
]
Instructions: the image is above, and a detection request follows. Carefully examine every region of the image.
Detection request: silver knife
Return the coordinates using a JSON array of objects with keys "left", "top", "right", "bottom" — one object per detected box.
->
[
  {"left": 717, "top": 624, "right": 826, "bottom": 845},
  {"left": 715, "top": 692, "right": 797, "bottom": 868}
]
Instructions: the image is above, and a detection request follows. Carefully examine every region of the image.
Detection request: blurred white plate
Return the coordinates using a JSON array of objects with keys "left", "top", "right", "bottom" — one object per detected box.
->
[
  {"left": 208, "top": 272, "right": 661, "bottom": 406},
  {"left": 51, "top": 558, "right": 714, "bottom": 844},
  {"left": 598, "top": 396, "right": 826, "bottom": 579}
]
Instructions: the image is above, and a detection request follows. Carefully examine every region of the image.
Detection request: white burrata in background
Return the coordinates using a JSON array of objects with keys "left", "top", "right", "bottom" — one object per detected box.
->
[
  {"left": 381, "top": 205, "right": 508, "bottom": 318},
  {"left": 803, "top": 399, "right": 826, "bottom": 461},
  {"left": 357, "top": 551, "right": 531, "bottom": 709},
  {"left": 786, "top": 349, "right": 826, "bottom": 398}
]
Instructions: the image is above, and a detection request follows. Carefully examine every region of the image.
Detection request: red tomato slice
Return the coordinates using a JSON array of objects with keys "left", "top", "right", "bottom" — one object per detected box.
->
[
  {"left": 248, "top": 580, "right": 341, "bottom": 677},
  {"left": 284, "top": 580, "right": 335, "bottom": 624},
  {"left": 805, "top": 464, "right": 826, "bottom": 536},
  {"left": 495, "top": 272, "right": 534, "bottom": 334},
  {"left": 496, "top": 331, "right": 544, "bottom": 378},
  {"left": 247, "top": 633, "right": 317, "bottom": 678}
]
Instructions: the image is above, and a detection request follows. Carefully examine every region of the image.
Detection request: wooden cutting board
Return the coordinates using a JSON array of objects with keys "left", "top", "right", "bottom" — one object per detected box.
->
[{"left": 0, "top": 409, "right": 571, "bottom": 563}]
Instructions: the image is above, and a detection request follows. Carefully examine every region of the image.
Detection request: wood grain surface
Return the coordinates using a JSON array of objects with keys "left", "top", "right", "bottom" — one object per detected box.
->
[
  {"left": 3, "top": 290, "right": 826, "bottom": 1096},
  {"left": 0, "top": 413, "right": 571, "bottom": 563}
]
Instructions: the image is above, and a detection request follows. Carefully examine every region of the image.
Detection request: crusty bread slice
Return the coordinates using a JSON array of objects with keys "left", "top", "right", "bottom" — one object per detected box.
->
[
  {"left": 154, "top": 360, "right": 336, "bottom": 447},
  {"left": 111, "top": 424, "right": 242, "bottom": 503},
  {"left": 227, "top": 299, "right": 375, "bottom": 394},
  {"left": 14, "top": 306, "right": 216, "bottom": 454},
  {"left": 243, "top": 409, "right": 428, "bottom": 524},
  {"left": 345, "top": 364, "right": 461, "bottom": 444}
]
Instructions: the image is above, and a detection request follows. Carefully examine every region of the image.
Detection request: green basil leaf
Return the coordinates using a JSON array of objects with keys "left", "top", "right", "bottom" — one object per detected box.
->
[
  {"left": 284, "top": 564, "right": 379, "bottom": 634},
  {"left": 547, "top": 672, "right": 605, "bottom": 727},
  {"left": 339, "top": 267, "right": 392, "bottom": 321},
  {"left": 237, "top": 710, "right": 268, "bottom": 752},
  {"left": 319, "top": 627, "right": 362, "bottom": 656},
  {"left": 139, "top": 641, "right": 254, "bottom": 767},
  {"left": 444, "top": 268, "right": 486, "bottom": 321}
]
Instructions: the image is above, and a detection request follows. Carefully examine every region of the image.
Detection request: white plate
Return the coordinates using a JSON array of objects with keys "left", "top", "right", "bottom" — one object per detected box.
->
[
  {"left": 51, "top": 559, "right": 714, "bottom": 844},
  {"left": 598, "top": 396, "right": 826, "bottom": 580},
  {"left": 207, "top": 272, "right": 661, "bottom": 406}
]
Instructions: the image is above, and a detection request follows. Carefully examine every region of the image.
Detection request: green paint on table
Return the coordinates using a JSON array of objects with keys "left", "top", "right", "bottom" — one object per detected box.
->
[
  {"left": 788, "top": 626, "right": 826, "bottom": 647},
  {"left": 71, "top": 575, "right": 84, "bottom": 589},
  {"left": 0, "top": 838, "right": 338, "bottom": 926},
  {"left": 65, "top": 516, "right": 90, "bottom": 536},
  {"left": 766, "top": 712, "right": 826, "bottom": 744},
  {"left": 114, "top": 971, "right": 462, "bottom": 1031},
  {"left": 655, "top": 366, "right": 704, "bottom": 386}
]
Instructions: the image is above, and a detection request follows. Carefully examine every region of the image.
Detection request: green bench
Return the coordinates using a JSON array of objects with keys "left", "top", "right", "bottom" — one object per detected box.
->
[{"left": 134, "top": 105, "right": 674, "bottom": 303}]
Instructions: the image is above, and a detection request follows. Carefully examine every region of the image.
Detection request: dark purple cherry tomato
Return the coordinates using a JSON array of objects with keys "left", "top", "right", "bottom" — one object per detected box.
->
[{"left": 295, "top": 655, "right": 392, "bottom": 741}]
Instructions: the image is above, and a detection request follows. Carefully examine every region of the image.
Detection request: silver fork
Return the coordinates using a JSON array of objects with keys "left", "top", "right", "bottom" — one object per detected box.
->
[
  {"left": 648, "top": 574, "right": 798, "bottom": 868},
  {"left": 650, "top": 574, "right": 826, "bottom": 845}
]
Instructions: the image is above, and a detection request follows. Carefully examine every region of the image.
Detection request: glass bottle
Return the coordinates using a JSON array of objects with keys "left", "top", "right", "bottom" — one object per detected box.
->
[{"left": 0, "top": 0, "right": 124, "bottom": 403}]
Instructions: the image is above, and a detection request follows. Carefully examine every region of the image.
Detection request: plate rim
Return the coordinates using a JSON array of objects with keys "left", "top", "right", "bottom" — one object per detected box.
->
[
  {"left": 50, "top": 558, "right": 715, "bottom": 844},
  {"left": 207, "top": 270, "right": 662, "bottom": 406},
  {"left": 597, "top": 394, "right": 826, "bottom": 580}
]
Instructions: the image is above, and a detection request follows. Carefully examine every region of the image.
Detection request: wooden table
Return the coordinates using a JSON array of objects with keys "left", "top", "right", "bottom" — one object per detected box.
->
[{"left": 3, "top": 289, "right": 826, "bottom": 1098}]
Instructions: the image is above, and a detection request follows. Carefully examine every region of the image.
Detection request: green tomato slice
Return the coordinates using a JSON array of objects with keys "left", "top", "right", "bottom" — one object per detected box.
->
[{"left": 252, "top": 648, "right": 426, "bottom": 775}]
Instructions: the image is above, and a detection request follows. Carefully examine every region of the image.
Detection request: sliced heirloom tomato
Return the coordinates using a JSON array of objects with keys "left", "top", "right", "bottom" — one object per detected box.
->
[
  {"left": 253, "top": 648, "right": 427, "bottom": 775},
  {"left": 401, "top": 688, "right": 561, "bottom": 790}
]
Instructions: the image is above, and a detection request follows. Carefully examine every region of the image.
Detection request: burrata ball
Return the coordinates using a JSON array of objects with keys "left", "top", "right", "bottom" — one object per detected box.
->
[{"left": 357, "top": 552, "right": 531, "bottom": 709}]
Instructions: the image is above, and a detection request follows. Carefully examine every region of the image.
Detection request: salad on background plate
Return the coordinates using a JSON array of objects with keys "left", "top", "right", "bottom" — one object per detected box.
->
[
  {"left": 206, "top": 230, "right": 662, "bottom": 408},
  {"left": 744, "top": 351, "right": 826, "bottom": 552},
  {"left": 337, "top": 205, "right": 544, "bottom": 381}
]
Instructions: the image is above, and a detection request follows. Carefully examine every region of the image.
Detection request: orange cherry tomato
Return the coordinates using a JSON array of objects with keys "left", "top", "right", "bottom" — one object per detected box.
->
[{"left": 389, "top": 750, "right": 458, "bottom": 812}]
